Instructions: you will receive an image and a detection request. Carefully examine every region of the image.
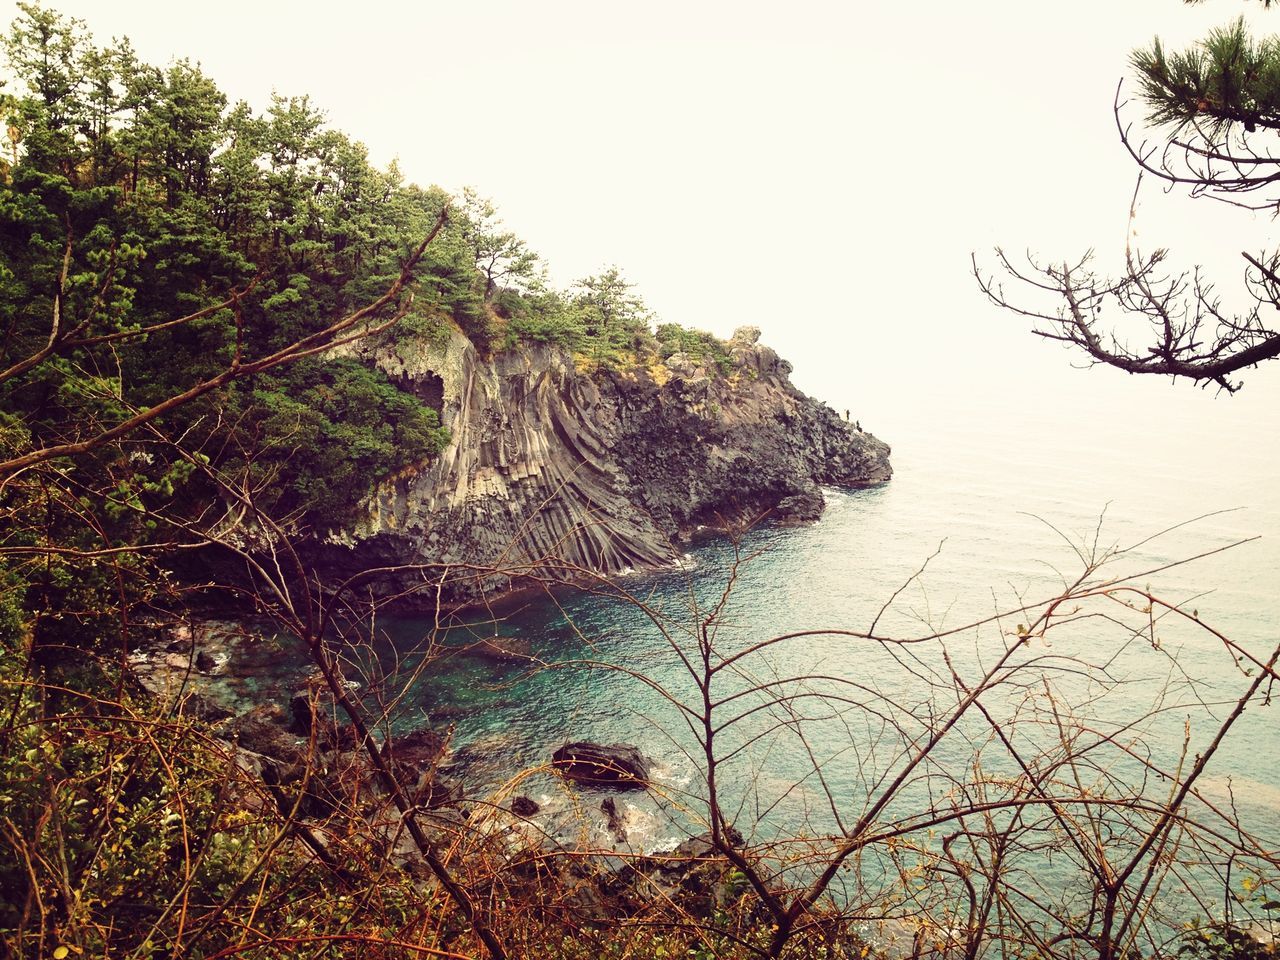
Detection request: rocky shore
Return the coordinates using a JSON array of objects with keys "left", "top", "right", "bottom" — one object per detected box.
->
[
  {"left": 126, "top": 619, "right": 918, "bottom": 956},
  {"left": 131, "top": 631, "right": 753, "bottom": 914},
  {"left": 319, "top": 325, "right": 890, "bottom": 603},
  {"left": 123, "top": 321, "right": 897, "bottom": 940}
]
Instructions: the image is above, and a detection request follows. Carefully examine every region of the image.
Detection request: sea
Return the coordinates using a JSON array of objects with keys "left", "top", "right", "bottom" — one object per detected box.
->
[{"left": 210, "top": 355, "right": 1280, "bottom": 934}]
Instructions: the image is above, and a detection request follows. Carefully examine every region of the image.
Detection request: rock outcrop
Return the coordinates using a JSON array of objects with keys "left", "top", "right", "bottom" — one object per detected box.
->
[
  {"left": 323, "top": 323, "right": 890, "bottom": 602},
  {"left": 552, "top": 741, "right": 653, "bottom": 789}
]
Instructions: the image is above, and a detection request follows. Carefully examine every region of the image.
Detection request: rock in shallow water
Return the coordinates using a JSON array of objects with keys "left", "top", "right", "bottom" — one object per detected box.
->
[
  {"left": 601, "top": 797, "right": 628, "bottom": 844},
  {"left": 552, "top": 741, "right": 652, "bottom": 789},
  {"left": 774, "top": 485, "right": 825, "bottom": 524},
  {"left": 453, "top": 636, "right": 534, "bottom": 663},
  {"left": 511, "top": 795, "right": 540, "bottom": 817}
]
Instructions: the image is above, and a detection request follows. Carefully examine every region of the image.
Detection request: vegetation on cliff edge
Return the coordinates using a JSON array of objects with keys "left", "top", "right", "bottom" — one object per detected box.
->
[{"left": 3, "top": 4, "right": 1277, "bottom": 960}]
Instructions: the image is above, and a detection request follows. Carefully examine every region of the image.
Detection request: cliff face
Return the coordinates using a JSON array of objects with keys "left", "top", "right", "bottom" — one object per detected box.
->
[{"left": 322, "top": 325, "right": 890, "bottom": 601}]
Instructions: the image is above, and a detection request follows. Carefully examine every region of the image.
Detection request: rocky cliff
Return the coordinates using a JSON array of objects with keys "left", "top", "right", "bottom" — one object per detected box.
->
[{"left": 321, "top": 325, "right": 890, "bottom": 602}]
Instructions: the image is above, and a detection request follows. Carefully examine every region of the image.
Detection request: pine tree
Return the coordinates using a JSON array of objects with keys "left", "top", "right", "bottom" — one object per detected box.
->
[{"left": 979, "top": 7, "right": 1280, "bottom": 391}]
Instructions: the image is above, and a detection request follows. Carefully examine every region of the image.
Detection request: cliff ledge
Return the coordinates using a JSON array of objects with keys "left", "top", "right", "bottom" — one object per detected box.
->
[{"left": 321, "top": 324, "right": 890, "bottom": 601}]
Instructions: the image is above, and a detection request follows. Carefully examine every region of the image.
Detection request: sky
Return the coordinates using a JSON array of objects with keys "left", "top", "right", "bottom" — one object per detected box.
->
[{"left": 7, "top": 0, "right": 1280, "bottom": 427}]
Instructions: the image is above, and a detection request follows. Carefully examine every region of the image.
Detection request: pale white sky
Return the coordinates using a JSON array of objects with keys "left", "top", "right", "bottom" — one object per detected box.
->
[{"left": 8, "top": 0, "right": 1280, "bottom": 424}]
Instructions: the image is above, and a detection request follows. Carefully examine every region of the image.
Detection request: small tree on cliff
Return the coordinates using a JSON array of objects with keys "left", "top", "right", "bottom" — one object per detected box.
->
[
  {"left": 978, "top": 8, "right": 1280, "bottom": 391},
  {"left": 456, "top": 186, "right": 543, "bottom": 300},
  {"left": 573, "top": 266, "right": 655, "bottom": 362}
]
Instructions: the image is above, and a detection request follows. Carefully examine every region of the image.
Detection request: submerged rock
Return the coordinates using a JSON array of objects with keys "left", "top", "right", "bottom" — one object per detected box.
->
[
  {"left": 510, "top": 795, "right": 540, "bottom": 817},
  {"left": 453, "top": 636, "right": 534, "bottom": 663},
  {"left": 552, "top": 742, "right": 651, "bottom": 789}
]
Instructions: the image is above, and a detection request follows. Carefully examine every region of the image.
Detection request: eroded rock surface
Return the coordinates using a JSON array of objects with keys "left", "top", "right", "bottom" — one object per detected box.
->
[
  {"left": 323, "top": 324, "right": 890, "bottom": 601},
  {"left": 551, "top": 741, "right": 652, "bottom": 789}
]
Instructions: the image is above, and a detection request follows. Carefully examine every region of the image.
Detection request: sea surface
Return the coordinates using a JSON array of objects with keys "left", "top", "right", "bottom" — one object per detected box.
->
[{"left": 213, "top": 362, "right": 1280, "bottom": 923}]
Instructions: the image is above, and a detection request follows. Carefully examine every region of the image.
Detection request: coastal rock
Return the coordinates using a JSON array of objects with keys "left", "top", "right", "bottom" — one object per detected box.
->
[
  {"left": 321, "top": 325, "right": 890, "bottom": 602},
  {"left": 165, "top": 625, "right": 193, "bottom": 652},
  {"left": 454, "top": 636, "right": 534, "bottom": 663},
  {"left": 774, "top": 485, "right": 825, "bottom": 524},
  {"left": 665, "top": 827, "right": 745, "bottom": 864},
  {"left": 176, "top": 692, "right": 234, "bottom": 724},
  {"left": 378, "top": 728, "right": 458, "bottom": 807},
  {"left": 601, "top": 797, "right": 628, "bottom": 844},
  {"left": 286, "top": 688, "right": 357, "bottom": 750},
  {"left": 511, "top": 795, "right": 540, "bottom": 817},
  {"left": 379, "top": 727, "right": 447, "bottom": 769},
  {"left": 288, "top": 691, "right": 316, "bottom": 736},
  {"left": 552, "top": 741, "right": 651, "bottom": 789},
  {"left": 232, "top": 705, "right": 304, "bottom": 764}
]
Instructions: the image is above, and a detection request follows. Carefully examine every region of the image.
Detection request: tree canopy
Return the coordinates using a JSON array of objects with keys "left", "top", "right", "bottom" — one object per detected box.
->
[
  {"left": 0, "top": 1, "right": 727, "bottom": 543},
  {"left": 0, "top": 1, "right": 743, "bottom": 670}
]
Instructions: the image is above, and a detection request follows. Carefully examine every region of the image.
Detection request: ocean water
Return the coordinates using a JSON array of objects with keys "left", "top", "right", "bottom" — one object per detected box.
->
[
  {"left": 328, "top": 362, "right": 1278, "bottom": 856},
  {"left": 215, "top": 360, "right": 1280, "bottom": 928}
]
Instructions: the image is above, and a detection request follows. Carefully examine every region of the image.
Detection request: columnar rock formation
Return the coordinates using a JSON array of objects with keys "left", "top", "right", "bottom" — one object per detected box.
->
[{"left": 322, "top": 324, "right": 891, "bottom": 601}]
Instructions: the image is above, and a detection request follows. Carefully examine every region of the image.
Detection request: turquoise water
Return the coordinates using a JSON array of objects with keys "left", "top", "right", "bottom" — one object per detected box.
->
[
  {"left": 218, "top": 363, "right": 1280, "bottom": 935},
  {"left": 338, "top": 368, "right": 1280, "bottom": 872}
]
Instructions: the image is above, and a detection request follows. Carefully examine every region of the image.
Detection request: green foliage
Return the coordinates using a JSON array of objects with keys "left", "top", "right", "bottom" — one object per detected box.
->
[
  {"left": 1133, "top": 18, "right": 1280, "bottom": 132},
  {"left": 0, "top": 2, "right": 460, "bottom": 532},
  {"left": 0, "top": 3, "right": 745, "bottom": 676},
  {"left": 456, "top": 186, "right": 544, "bottom": 300},
  {"left": 570, "top": 266, "right": 657, "bottom": 364},
  {"left": 1178, "top": 891, "right": 1279, "bottom": 960},
  {"left": 0, "top": 659, "right": 435, "bottom": 958},
  {"left": 501, "top": 288, "right": 585, "bottom": 348},
  {"left": 655, "top": 322, "right": 735, "bottom": 376},
  {"left": 492, "top": 265, "right": 729, "bottom": 374},
  {"left": 242, "top": 358, "right": 449, "bottom": 524},
  {"left": 1179, "top": 922, "right": 1278, "bottom": 960},
  {"left": 0, "top": 9, "right": 841, "bottom": 958}
]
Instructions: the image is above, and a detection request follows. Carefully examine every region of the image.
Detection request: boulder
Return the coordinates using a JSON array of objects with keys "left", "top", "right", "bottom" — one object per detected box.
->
[
  {"left": 664, "top": 351, "right": 698, "bottom": 377},
  {"left": 774, "top": 485, "right": 825, "bottom": 524},
  {"left": 380, "top": 727, "right": 457, "bottom": 808},
  {"left": 552, "top": 742, "right": 651, "bottom": 789},
  {"left": 652, "top": 827, "right": 748, "bottom": 912},
  {"left": 231, "top": 704, "right": 303, "bottom": 764},
  {"left": 379, "top": 727, "right": 447, "bottom": 768},
  {"left": 286, "top": 689, "right": 356, "bottom": 749},
  {"left": 259, "top": 756, "right": 345, "bottom": 819},
  {"left": 165, "top": 625, "right": 193, "bottom": 652},
  {"left": 511, "top": 795, "right": 540, "bottom": 817},
  {"left": 667, "top": 826, "right": 745, "bottom": 864},
  {"left": 601, "top": 797, "right": 628, "bottom": 844},
  {"left": 288, "top": 690, "right": 316, "bottom": 735},
  {"left": 178, "top": 692, "right": 234, "bottom": 724}
]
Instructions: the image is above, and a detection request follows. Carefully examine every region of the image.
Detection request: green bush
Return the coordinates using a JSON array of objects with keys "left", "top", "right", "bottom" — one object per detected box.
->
[
  {"left": 242, "top": 358, "right": 450, "bottom": 526},
  {"left": 655, "top": 323, "right": 735, "bottom": 376}
]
